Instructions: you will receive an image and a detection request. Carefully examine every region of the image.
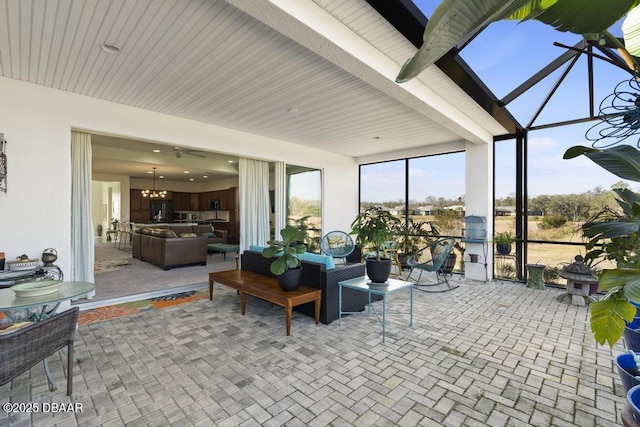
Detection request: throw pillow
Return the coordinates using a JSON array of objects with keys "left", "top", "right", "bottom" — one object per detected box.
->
[
  {"left": 180, "top": 233, "right": 198, "bottom": 238},
  {"left": 151, "top": 229, "right": 177, "bottom": 238},
  {"left": 201, "top": 232, "right": 216, "bottom": 238}
]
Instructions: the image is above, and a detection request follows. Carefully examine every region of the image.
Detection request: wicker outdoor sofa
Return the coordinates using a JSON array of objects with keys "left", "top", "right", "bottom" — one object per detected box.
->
[{"left": 240, "top": 250, "right": 379, "bottom": 324}]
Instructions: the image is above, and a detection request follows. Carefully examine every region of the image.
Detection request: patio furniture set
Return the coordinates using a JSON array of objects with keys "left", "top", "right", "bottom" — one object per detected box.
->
[{"left": 209, "top": 249, "right": 415, "bottom": 342}]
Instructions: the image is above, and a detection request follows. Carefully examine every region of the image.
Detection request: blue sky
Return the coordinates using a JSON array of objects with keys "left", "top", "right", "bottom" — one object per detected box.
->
[{"left": 361, "top": 1, "right": 636, "bottom": 202}]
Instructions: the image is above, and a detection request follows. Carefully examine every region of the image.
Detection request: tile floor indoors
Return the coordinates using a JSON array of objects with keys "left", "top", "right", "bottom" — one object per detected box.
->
[{"left": 0, "top": 276, "right": 628, "bottom": 426}]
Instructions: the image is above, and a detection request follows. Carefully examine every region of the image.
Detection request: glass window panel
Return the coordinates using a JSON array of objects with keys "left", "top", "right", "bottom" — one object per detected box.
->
[
  {"left": 408, "top": 153, "right": 465, "bottom": 238},
  {"left": 286, "top": 165, "right": 322, "bottom": 253},
  {"left": 359, "top": 160, "right": 406, "bottom": 215}
]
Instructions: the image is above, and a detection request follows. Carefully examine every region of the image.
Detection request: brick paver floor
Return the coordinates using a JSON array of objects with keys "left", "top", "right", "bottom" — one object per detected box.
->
[{"left": 0, "top": 277, "right": 628, "bottom": 426}]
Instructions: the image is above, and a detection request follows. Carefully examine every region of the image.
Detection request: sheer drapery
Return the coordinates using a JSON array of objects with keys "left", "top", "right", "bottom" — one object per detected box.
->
[
  {"left": 274, "top": 162, "right": 287, "bottom": 237},
  {"left": 71, "top": 131, "right": 95, "bottom": 295},
  {"left": 239, "top": 158, "right": 270, "bottom": 252}
]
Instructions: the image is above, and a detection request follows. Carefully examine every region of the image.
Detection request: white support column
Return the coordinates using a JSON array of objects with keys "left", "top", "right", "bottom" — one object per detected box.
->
[{"left": 464, "top": 141, "right": 494, "bottom": 281}]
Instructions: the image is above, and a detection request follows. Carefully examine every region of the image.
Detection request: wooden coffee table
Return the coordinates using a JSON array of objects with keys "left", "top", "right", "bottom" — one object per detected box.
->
[{"left": 209, "top": 270, "right": 321, "bottom": 336}]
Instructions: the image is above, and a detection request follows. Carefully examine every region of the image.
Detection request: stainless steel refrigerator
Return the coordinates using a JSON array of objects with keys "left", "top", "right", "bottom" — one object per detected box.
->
[{"left": 149, "top": 200, "right": 173, "bottom": 222}]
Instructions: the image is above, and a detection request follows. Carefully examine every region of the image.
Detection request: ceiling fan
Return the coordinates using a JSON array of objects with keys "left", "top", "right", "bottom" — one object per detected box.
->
[{"left": 172, "top": 147, "right": 206, "bottom": 159}]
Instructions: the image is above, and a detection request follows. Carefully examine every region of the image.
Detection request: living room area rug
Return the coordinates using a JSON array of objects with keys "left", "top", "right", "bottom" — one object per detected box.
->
[
  {"left": 94, "top": 242, "right": 132, "bottom": 275},
  {"left": 77, "top": 289, "right": 209, "bottom": 325}
]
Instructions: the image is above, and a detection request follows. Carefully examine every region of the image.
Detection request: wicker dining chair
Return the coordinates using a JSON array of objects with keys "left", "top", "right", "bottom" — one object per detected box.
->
[{"left": 0, "top": 307, "right": 79, "bottom": 396}]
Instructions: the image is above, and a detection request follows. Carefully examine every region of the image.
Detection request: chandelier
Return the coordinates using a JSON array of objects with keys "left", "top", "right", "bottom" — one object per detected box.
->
[{"left": 141, "top": 167, "right": 167, "bottom": 198}]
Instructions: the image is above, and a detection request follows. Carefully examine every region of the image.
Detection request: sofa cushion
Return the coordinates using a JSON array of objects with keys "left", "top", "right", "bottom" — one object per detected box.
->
[
  {"left": 151, "top": 229, "right": 177, "bottom": 238},
  {"left": 249, "top": 246, "right": 335, "bottom": 270},
  {"left": 193, "top": 225, "right": 213, "bottom": 235},
  {"left": 201, "top": 232, "right": 216, "bottom": 238},
  {"left": 169, "top": 226, "right": 194, "bottom": 236},
  {"left": 299, "top": 252, "right": 335, "bottom": 270}
]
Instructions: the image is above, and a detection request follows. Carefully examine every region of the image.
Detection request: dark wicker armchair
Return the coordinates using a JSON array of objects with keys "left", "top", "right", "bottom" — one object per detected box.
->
[{"left": 0, "top": 307, "right": 79, "bottom": 396}]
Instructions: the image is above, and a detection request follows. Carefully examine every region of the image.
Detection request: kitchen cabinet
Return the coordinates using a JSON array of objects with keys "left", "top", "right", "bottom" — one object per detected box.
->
[
  {"left": 199, "top": 192, "right": 210, "bottom": 211},
  {"left": 130, "top": 189, "right": 150, "bottom": 223},
  {"left": 130, "top": 189, "right": 141, "bottom": 210},
  {"left": 219, "top": 189, "right": 229, "bottom": 210},
  {"left": 173, "top": 192, "right": 190, "bottom": 211},
  {"left": 189, "top": 193, "right": 199, "bottom": 211}
]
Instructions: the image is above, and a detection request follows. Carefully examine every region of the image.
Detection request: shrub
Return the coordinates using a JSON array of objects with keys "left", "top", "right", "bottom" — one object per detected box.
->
[
  {"left": 539, "top": 213, "right": 567, "bottom": 229},
  {"left": 543, "top": 266, "right": 560, "bottom": 284}
]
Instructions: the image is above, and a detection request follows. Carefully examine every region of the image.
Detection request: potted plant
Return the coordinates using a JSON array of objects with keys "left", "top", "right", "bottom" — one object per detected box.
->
[
  {"left": 395, "top": 219, "right": 436, "bottom": 268},
  {"left": 494, "top": 231, "right": 515, "bottom": 256},
  {"left": 350, "top": 206, "right": 401, "bottom": 283},
  {"left": 262, "top": 226, "right": 307, "bottom": 291},
  {"left": 617, "top": 350, "right": 640, "bottom": 393}
]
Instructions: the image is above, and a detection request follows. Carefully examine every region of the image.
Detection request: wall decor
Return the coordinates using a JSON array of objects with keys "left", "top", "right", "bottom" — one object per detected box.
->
[{"left": 0, "top": 133, "right": 6, "bottom": 193}]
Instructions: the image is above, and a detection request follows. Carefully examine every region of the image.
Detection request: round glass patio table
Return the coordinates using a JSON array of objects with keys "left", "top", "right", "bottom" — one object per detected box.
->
[
  {"left": 0, "top": 281, "right": 94, "bottom": 392},
  {"left": 0, "top": 281, "right": 94, "bottom": 322}
]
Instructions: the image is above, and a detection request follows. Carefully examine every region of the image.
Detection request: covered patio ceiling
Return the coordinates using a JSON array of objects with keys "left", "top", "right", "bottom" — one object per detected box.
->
[{"left": 0, "top": 0, "right": 512, "bottom": 168}]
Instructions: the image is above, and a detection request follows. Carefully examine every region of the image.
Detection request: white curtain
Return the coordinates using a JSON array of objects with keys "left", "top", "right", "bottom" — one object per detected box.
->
[
  {"left": 239, "top": 158, "right": 270, "bottom": 252},
  {"left": 274, "top": 162, "right": 287, "bottom": 236},
  {"left": 71, "top": 131, "right": 95, "bottom": 293}
]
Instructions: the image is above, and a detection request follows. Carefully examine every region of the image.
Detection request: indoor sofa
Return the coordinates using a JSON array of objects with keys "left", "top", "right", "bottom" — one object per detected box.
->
[
  {"left": 240, "top": 249, "right": 375, "bottom": 324},
  {"left": 132, "top": 227, "right": 208, "bottom": 269}
]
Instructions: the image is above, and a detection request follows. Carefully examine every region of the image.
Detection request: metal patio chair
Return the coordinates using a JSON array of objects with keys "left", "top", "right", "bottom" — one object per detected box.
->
[
  {"left": 406, "top": 238, "right": 458, "bottom": 292},
  {"left": 320, "top": 231, "right": 355, "bottom": 265}
]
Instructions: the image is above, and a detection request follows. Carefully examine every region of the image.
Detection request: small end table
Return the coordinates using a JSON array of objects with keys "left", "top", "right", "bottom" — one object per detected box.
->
[{"left": 338, "top": 276, "right": 413, "bottom": 343}]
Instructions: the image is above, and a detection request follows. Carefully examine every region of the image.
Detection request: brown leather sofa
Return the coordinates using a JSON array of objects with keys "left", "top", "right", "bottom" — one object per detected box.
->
[
  {"left": 132, "top": 226, "right": 215, "bottom": 269},
  {"left": 165, "top": 225, "right": 228, "bottom": 244}
]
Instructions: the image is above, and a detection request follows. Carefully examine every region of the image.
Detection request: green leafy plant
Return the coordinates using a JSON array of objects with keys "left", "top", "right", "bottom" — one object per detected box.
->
[
  {"left": 395, "top": 219, "right": 438, "bottom": 255},
  {"left": 494, "top": 231, "right": 515, "bottom": 244},
  {"left": 396, "top": 0, "right": 640, "bottom": 83},
  {"left": 262, "top": 226, "right": 307, "bottom": 276},
  {"left": 564, "top": 145, "right": 640, "bottom": 347},
  {"left": 350, "top": 206, "right": 401, "bottom": 260}
]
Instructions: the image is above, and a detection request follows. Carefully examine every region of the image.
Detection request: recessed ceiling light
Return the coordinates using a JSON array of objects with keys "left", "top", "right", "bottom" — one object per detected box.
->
[
  {"left": 203, "top": 175, "right": 209, "bottom": 179},
  {"left": 100, "top": 43, "right": 122, "bottom": 55},
  {"left": 159, "top": 176, "right": 164, "bottom": 179},
  {"left": 153, "top": 149, "right": 160, "bottom": 153},
  {"left": 184, "top": 171, "right": 189, "bottom": 174},
  {"left": 228, "top": 160, "right": 233, "bottom": 163},
  {"left": 147, "top": 170, "right": 153, "bottom": 174},
  {"left": 189, "top": 178, "right": 195, "bottom": 182}
]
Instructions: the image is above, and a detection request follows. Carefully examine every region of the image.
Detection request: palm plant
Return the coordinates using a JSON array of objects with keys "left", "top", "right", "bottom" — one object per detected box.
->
[
  {"left": 396, "top": 0, "right": 640, "bottom": 84},
  {"left": 564, "top": 145, "right": 640, "bottom": 346}
]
